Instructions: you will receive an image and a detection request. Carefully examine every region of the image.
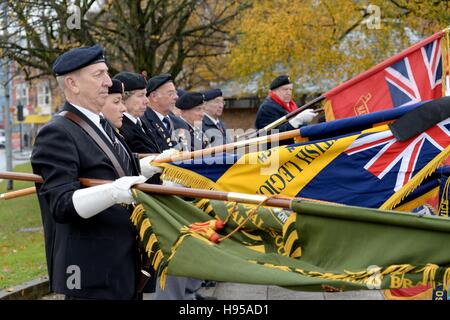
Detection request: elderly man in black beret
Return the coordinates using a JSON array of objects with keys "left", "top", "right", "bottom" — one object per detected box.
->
[
  {"left": 173, "top": 92, "right": 211, "bottom": 151},
  {"left": 31, "top": 45, "right": 161, "bottom": 300},
  {"left": 202, "top": 88, "right": 230, "bottom": 147},
  {"left": 255, "top": 75, "right": 318, "bottom": 134},
  {"left": 141, "top": 73, "right": 179, "bottom": 151},
  {"left": 113, "top": 72, "right": 161, "bottom": 156}
]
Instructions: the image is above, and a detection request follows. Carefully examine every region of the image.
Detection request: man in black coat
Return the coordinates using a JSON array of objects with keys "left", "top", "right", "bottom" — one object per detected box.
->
[
  {"left": 202, "top": 88, "right": 230, "bottom": 147},
  {"left": 174, "top": 92, "right": 210, "bottom": 151},
  {"left": 31, "top": 45, "right": 160, "bottom": 300},
  {"left": 113, "top": 72, "right": 161, "bottom": 154},
  {"left": 141, "top": 74, "right": 179, "bottom": 151},
  {"left": 255, "top": 75, "right": 318, "bottom": 133}
]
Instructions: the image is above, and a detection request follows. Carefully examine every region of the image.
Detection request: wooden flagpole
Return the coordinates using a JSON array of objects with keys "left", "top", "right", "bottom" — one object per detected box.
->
[{"left": 0, "top": 171, "right": 294, "bottom": 208}]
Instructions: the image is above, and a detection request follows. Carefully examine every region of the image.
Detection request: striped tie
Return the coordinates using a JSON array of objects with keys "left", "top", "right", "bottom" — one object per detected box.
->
[
  {"left": 162, "top": 116, "right": 172, "bottom": 135},
  {"left": 100, "top": 116, "right": 133, "bottom": 175}
]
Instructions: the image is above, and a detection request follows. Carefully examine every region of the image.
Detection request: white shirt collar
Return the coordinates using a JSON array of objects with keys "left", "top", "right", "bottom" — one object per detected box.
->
[
  {"left": 124, "top": 112, "right": 138, "bottom": 124},
  {"left": 70, "top": 103, "right": 112, "bottom": 143},
  {"left": 204, "top": 113, "right": 219, "bottom": 126},
  {"left": 152, "top": 109, "right": 166, "bottom": 123},
  {"left": 70, "top": 103, "right": 101, "bottom": 128},
  {"left": 179, "top": 116, "right": 193, "bottom": 129}
]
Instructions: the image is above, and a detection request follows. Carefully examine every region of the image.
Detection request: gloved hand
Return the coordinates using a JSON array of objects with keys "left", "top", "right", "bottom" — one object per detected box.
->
[
  {"left": 288, "top": 109, "right": 318, "bottom": 128},
  {"left": 139, "top": 155, "right": 163, "bottom": 178},
  {"left": 72, "top": 175, "right": 147, "bottom": 219},
  {"left": 162, "top": 180, "right": 185, "bottom": 187},
  {"left": 155, "top": 148, "right": 179, "bottom": 161}
]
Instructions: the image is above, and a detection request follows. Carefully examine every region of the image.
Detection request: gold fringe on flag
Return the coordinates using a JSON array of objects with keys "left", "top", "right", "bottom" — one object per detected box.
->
[
  {"left": 439, "top": 176, "right": 450, "bottom": 217},
  {"left": 282, "top": 213, "right": 302, "bottom": 258},
  {"left": 381, "top": 144, "right": 450, "bottom": 210},
  {"left": 154, "top": 162, "right": 219, "bottom": 190},
  {"left": 442, "top": 27, "right": 450, "bottom": 96},
  {"left": 323, "top": 99, "right": 335, "bottom": 122}
]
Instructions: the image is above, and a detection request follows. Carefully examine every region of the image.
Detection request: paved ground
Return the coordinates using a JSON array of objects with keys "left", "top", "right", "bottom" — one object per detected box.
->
[
  {"left": 143, "top": 282, "right": 385, "bottom": 300},
  {"left": 41, "top": 282, "right": 385, "bottom": 300}
]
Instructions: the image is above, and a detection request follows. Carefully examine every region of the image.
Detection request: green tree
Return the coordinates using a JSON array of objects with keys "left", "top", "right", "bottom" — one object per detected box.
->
[
  {"left": 0, "top": 0, "right": 250, "bottom": 87},
  {"left": 227, "top": 0, "right": 450, "bottom": 95}
]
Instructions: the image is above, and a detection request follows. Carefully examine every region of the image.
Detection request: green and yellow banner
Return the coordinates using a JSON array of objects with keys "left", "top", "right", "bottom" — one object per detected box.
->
[{"left": 131, "top": 190, "right": 450, "bottom": 292}]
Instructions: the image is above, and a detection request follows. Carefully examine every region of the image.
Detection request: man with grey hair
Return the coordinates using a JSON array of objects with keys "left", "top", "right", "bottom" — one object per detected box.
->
[
  {"left": 31, "top": 45, "right": 161, "bottom": 300},
  {"left": 141, "top": 73, "right": 179, "bottom": 151}
]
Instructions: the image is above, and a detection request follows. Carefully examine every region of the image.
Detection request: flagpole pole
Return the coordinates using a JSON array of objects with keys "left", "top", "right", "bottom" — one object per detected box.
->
[
  {"left": 0, "top": 186, "right": 36, "bottom": 200},
  {"left": 235, "top": 95, "right": 325, "bottom": 140},
  {"left": 0, "top": 171, "right": 294, "bottom": 208},
  {"left": 141, "top": 127, "right": 304, "bottom": 163}
]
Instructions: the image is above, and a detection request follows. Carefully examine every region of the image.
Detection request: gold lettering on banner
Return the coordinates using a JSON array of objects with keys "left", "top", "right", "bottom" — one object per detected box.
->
[
  {"left": 354, "top": 93, "right": 372, "bottom": 116},
  {"left": 257, "top": 140, "right": 335, "bottom": 195},
  {"left": 390, "top": 275, "right": 416, "bottom": 288}
]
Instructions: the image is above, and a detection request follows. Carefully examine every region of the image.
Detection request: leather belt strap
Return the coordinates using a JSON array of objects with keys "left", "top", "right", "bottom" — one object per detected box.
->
[{"left": 61, "top": 111, "right": 126, "bottom": 177}]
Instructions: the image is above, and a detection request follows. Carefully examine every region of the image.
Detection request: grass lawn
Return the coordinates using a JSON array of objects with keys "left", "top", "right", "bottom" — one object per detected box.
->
[{"left": 0, "top": 162, "right": 47, "bottom": 290}]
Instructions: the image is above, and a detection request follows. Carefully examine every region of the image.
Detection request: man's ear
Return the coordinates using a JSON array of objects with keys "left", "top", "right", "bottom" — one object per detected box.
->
[{"left": 65, "top": 74, "right": 80, "bottom": 95}]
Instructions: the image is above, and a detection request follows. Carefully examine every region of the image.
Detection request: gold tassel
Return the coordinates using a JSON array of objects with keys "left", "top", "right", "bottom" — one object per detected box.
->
[
  {"left": 159, "top": 267, "right": 168, "bottom": 290},
  {"left": 139, "top": 218, "right": 151, "bottom": 240},
  {"left": 443, "top": 267, "right": 450, "bottom": 289},
  {"left": 130, "top": 204, "right": 145, "bottom": 225},
  {"left": 381, "top": 144, "right": 450, "bottom": 210},
  {"left": 417, "top": 264, "right": 439, "bottom": 288},
  {"left": 154, "top": 163, "right": 219, "bottom": 190},
  {"left": 439, "top": 176, "right": 450, "bottom": 217},
  {"left": 441, "top": 28, "right": 450, "bottom": 96},
  {"left": 323, "top": 99, "right": 335, "bottom": 122}
]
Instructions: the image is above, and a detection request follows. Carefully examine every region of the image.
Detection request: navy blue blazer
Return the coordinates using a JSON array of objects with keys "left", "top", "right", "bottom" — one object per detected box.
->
[
  {"left": 202, "top": 115, "right": 229, "bottom": 147},
  {"left": 255, "top": 97, "right": 295, "bottom": 132},
  {"left": 31, "top": 102, "right": 140, "bottom": 300},
  {"left": 141, "top": 107, "right": 177, "bottom": 151}
]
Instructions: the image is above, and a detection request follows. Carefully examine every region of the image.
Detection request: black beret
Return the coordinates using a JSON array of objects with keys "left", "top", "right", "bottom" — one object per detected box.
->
[
  {"left": 175, "top": 92, "right": 204, "bottom": 110},
  {"left": 52, "top": 44, "right": 105, "bottom": 77},
  {"left": 146, "top": 73, "right": 172, "bottom": 96},
  {"left": 270, "top": 75, "right": 291, "bottom": 90},
  {"left": 113, "top": 72, "right": 146, "bottom": 92},
  {"left": 203, "top": 89, "right": 223, "bottom": 101},
  {"left": 108, "top": 79, "right": 124, "bottom": 95}
]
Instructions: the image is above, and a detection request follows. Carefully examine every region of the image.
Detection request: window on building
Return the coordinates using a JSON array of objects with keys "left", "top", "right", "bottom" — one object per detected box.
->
[
  {"left": 16, "top": 82, "right": 29, "bottom": 106},
  {"left": 37, "top": 81, "right": 52, "bottom": 115}
]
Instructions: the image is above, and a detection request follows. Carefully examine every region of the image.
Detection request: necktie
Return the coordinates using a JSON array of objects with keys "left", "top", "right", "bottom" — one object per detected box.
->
[
  {"left": 162, "top": 116, "right": 172, "bottom": 135},
  {"left": 136, "top": 118, "right": 146, "bottom": 134},
  {"left": 100, "top": 116, "right": 133, "bottom": 175},
  {"left": 216, "top": 121, "right": 224, "bottom": 134}
]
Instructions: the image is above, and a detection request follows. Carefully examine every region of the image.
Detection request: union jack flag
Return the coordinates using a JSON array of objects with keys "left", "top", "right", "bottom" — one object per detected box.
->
[
  {"left": 345, "top": 119, "right": 450, "bottom": 192},
  {"left": 324, "top": 31, "right": 448, "bottom": 120},
  {"left": 385, "top": 39, "right": 443, "bottom": 107}
]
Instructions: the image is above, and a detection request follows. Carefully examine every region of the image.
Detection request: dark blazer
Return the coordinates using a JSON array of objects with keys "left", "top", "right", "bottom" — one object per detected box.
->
[
  {"left": 172, "top": 116, "right": 210, "bottom": 151},
  {"left": 255, "top": 97, "right": 295, "bottom": 132},
  {"left": 31, "top": 102, "right": 140, "bottom": 300},
  {"left": 202, "top": 115, "right": 229, "bottom": 147},
  {"left": 141, "top": 108, "right": 177, "bottom": 151},
  {"left": 119, "top": 115, "right": 161, "bottom": 154}
]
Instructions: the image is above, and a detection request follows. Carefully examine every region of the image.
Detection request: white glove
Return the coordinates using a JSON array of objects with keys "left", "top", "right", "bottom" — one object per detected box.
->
[
  {"left": 162, "top": 180, "right": 185, "bottom": 187},
  {"left": 155, "top": 148, "right": 179, "bottom": 161},
  {"left": 139, "top": 155, "right": 163, "bottom": 178},
  {"left": 72, "top": 175, "right": 147, "bottom": 219},
  {"left": 288, "top": 109, "right": 318, "bottom": 128}
]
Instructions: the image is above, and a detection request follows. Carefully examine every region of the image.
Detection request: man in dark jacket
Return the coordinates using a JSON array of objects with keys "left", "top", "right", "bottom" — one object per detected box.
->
[
  {"left": 31, "top": 45, "right": 161, "bottom": 300},
  {"left": 174, "top": 92, "right": 210, "bottom": 151},
  {"left": 255, "top": 75, "right": 317, "bottom": 132},
  {"left": 113, "top": 72, "right": 161, "bottom": 154},
  {"left": 141, "top": 74, "right": 179, "bottom": 151},
  {"left": 202, "top": 88, "right": 230, "bottom": 147}
]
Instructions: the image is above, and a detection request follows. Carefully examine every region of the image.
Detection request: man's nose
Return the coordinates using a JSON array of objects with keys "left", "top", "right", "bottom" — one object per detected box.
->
[{"left": 104, "top": 75, "right": 113, "bottom": 87}]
